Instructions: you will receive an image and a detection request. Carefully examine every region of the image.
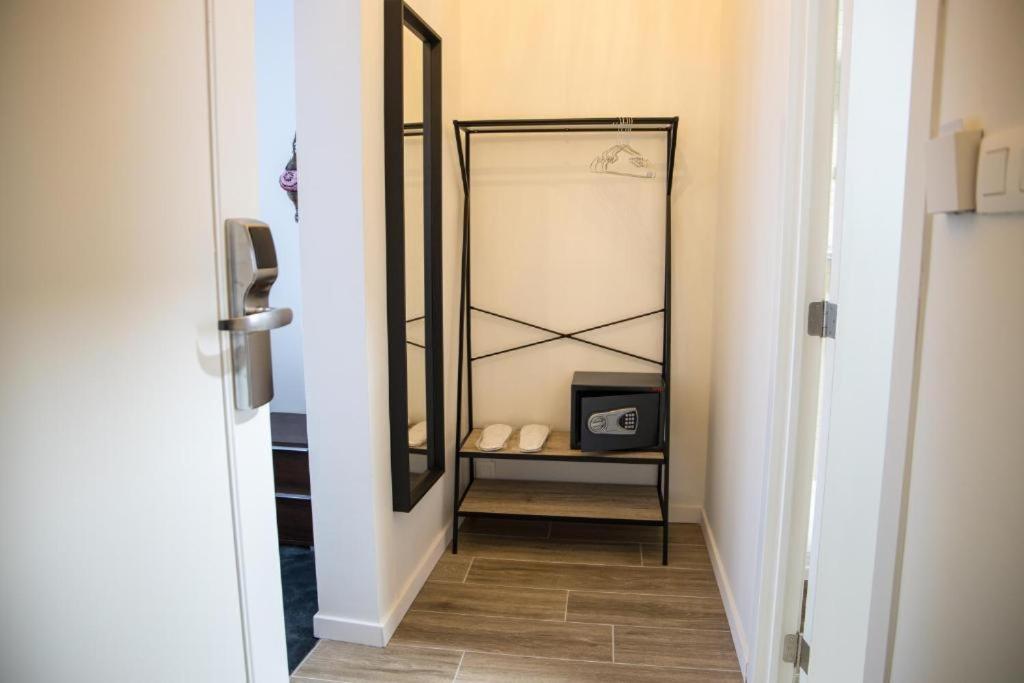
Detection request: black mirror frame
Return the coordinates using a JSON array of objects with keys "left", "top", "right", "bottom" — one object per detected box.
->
[{"left": 384, "top": 0, "right": 444, "bottom": 512}]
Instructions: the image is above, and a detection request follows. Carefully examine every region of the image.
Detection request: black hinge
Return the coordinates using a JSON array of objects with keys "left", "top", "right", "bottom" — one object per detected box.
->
[
  {"left": 807, "top": 300, "right": 837, "bottom": 338},
  {"left": 783, "top": 633, "right": 810, "bottom": 673}
]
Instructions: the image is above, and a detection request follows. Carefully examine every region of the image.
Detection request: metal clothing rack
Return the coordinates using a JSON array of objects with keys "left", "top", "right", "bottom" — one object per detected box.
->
[{"left": 451, "top": 117, "right": 679, "bottom": 565}]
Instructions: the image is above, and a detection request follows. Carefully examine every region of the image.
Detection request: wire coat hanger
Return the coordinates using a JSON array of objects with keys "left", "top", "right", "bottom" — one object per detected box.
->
[{"left": 589, "top": 117, "right": 655, "bottom": 179}]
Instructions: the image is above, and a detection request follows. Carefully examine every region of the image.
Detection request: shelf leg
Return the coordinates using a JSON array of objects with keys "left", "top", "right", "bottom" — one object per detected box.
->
[
  {"left": 662, "top": 462, "right": 669, "bottom": 566},
  {"left": 452, "top": 456, "right": 460, "bottom": 554}
]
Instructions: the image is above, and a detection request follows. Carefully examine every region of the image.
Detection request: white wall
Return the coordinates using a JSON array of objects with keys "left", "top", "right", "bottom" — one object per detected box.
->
[
  {"left": 295, "top": 0, "right": 463, "bottom": 645},
  {"left": 703, "top": 0, "right": 797, "bottom": 670},
  {"left": 256, "top": 0, "right": 306, "bottom": 414},
  {"left": 455, "top": 0, "right": 722, "bottom": 521},
  {"left": 295, "top": 0, "right": 384, "bottom": 645},
  {"left": 889, "top": 2, "right": 1024, "bottom": 680}
]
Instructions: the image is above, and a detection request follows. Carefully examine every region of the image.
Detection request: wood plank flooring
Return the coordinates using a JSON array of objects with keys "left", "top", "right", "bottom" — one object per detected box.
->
[
  {"left": 456, "top": 652, "right": 743, "bottom": 683},
  {"left": 412, "top": 582, "right": 568, "bottom": 622},
  {"left": 291, "top": 519, "right": 741, "bottom": 682},
  {"left": 456, "top": 532, "right": 644, "bottom": 566},
  {"left": 465, "top": 557, "right": 720, "bottom": 597},
  {"left": 292, "top": 640, "right": 463, "bottom": 682}
]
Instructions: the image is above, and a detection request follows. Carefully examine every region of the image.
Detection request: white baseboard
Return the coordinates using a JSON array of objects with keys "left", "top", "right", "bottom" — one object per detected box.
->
[
  {"left": 702, "top": 508, "right": 750, "bottom": 678},
  {"left": 670, "top": 503, "right": 703, "bottom": 523},
  {"left": 313, "top": 525, "right": 450, "bottom": 648},
  {"left": 312, "top": 612, "right": 387, "bottom": 647},
  {"left": 380, "top": 525, "right": 450, "bottom": 644}
]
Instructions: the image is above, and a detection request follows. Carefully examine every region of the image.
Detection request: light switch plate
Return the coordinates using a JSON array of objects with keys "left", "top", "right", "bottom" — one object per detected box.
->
[
  {"left": 978, "top": 147, "right": 1008, "bottom": 197},
  {"left": 976, "top": 125, "right": 1024, "bottom": 214},
  {"left": 1019, "top": 149, "right": 1024, "bottom": 193}
]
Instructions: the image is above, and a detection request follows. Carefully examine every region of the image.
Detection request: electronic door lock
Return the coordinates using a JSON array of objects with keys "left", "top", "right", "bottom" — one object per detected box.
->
[{"left": 220, "top": 218, "right": 292, "bottom": 410}]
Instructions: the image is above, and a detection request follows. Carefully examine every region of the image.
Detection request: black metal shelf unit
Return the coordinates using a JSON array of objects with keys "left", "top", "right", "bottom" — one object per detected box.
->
[{"left": 451, "top": 117, "right": 679, "bottom": 565}]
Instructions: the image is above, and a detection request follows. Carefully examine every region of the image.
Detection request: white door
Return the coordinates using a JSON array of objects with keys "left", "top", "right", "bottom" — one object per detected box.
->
[
  {"left": 0, "top": 1, "right": 287, "bottom": 681},
  {"left": 763, "top": 0, "right": 844, "bottom": 680},
  {"left": 794, "top": 0, "right": 921, "bottom": 680},
  {"left": 792, "top": 1, "right": 847, "bottom": 679}
]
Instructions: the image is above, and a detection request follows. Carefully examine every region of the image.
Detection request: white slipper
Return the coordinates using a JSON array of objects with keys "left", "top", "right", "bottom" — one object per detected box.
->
[
  {"left": 518, "top": 424, "right": 550, "bottom": 452},
  {"left": 477, "top": 424, "right": 512, "bottom": 452},
  {"left": 408, "top": 421, "right": 427, "bottom": 447}
]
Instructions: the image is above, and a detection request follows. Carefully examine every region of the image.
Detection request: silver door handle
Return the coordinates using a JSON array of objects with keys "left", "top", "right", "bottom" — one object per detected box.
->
[{"left": 218, "top": 307, "right": 293, "bottom": 333}]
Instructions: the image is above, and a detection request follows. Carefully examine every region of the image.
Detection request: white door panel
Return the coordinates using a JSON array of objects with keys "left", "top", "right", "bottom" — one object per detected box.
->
[
  {"left": 0, "top": 1, "right": 285, "bottom": 681},
  {"left": 800, "top": 1, "right": 920, "bottom": 680}
]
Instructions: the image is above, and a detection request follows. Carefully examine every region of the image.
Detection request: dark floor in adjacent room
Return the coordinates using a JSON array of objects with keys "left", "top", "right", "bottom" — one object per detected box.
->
[
  {"left": 291, "top": 519, "right": 740, "bottom": 682},
  {"left": 280, "top": 545, "right": 318, "bottom": 672}
]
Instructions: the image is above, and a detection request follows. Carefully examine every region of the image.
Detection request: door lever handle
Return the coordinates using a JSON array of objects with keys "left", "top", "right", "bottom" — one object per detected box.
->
[{"left": 218, "top": 307, "right": 293, "bottom": 333}]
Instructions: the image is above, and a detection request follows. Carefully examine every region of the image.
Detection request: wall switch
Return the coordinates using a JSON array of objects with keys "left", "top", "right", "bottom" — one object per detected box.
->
[
  {"left": 976, "top": 124, "right": 1024, "bottom": 214},
  {"left": 1019, "top": 149, "right": 1024, "bottom": 193},
  {"left": 978, "top": 147, "right": 1008, "bottom": 197}
]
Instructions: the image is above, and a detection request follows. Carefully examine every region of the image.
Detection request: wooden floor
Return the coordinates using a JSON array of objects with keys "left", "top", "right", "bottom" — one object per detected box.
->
[{"left": 291, "top": 519, "right": 741, "bottom": 682}]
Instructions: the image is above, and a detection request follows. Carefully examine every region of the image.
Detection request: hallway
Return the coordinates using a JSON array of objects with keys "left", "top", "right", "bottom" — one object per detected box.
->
[{"left": 291, "top": 519, "right": 740, "bottom": 681}]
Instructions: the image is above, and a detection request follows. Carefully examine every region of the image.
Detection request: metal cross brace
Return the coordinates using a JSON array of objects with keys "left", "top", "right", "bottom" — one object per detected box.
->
[{"left": 469, "top": 306, "right": 664, "bottom": 366}]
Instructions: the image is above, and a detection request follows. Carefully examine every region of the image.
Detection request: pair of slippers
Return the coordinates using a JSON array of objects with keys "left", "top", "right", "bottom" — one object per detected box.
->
[
  {"left": 476, "top": 423, "right": 550, "bottom": 453},
  {"left": 410, "top": 421, "right": 551, "bottom": 452}
]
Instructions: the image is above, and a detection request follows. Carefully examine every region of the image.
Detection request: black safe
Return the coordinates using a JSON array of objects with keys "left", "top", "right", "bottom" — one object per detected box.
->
[{"left": 570, "top": 371, "right": 664, "bottom": 451}]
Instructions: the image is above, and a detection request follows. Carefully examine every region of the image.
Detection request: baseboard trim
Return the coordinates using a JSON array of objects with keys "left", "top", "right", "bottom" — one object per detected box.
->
[
  {"left": 313, "top": 525, "right": 450, "bottom": 648},
  {"left": 380, "top": 524, "right": 450, "bottom": 644},
  {"left": 312, "top": 612, "right": 387, "bottom": 647},
  {"left": 669, "top": 503, "right": 703, "bottom": 523},
  {"left": 702, "top": 508, "right": 750, "bottom": 677}
]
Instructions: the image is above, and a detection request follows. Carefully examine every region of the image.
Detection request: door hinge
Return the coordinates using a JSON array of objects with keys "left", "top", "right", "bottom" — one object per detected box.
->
[
  {"left": 807, "top": 300, "right": 837, "bottom": 338},
  {"left": 783, "top": 633, "right": 810, "bottom": 673}
]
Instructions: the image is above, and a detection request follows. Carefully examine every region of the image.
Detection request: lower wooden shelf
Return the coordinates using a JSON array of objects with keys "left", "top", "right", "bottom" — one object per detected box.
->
[{"left": 457, "top": 478, "right": 664, "bottom": 524}]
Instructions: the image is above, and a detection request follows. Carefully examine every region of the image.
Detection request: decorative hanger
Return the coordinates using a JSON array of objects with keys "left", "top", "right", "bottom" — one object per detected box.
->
[
  {"left": 589, "top": 117, "right": 655, "bottom": 179},
  {"left": 279, "top": 134, "right": 299, "bottom": 221}
]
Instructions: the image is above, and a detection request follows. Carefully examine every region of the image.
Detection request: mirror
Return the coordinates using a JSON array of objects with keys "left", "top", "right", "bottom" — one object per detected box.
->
[
  {"left": 384, "top": 0, "right": 443, "bottom": 512},
  {"left": 403, "top": 25, "right": 428, "bottom": 490}
]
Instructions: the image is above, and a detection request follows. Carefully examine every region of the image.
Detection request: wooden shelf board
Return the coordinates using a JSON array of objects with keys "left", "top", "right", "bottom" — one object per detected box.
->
[
  {"left": 459, "top": 429, "right": 664, "bottom": 463},
  {"left": 458, "top": 479, "right": 663, "bottom": 523}
]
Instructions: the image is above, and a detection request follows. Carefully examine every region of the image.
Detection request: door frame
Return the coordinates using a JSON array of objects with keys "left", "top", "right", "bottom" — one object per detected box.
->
[
  {"left": 207, "top": 0, "right": 290, "bottom": 679},
  {"left": 745, "top": 0, "right": 843, "bottom": 679}
]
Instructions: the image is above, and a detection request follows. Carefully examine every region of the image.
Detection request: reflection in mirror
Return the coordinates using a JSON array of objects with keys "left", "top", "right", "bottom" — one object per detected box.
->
[{"left": 403, "top": 25, "right": 428, "bottom": 490}]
